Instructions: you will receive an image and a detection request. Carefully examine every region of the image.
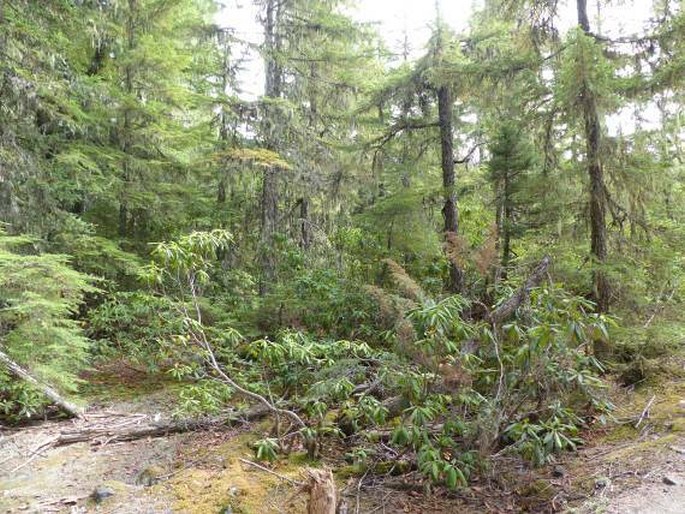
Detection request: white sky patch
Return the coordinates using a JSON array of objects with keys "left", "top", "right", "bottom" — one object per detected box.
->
[{"left": 218, "top": 0, "right": 662, "bottom": 134}]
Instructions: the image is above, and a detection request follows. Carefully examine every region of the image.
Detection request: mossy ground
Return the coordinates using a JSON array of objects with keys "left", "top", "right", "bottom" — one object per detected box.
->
[
  {"left": 558, "top": 356, "right": 685, "bottom": 512},
  {"left": 79, "top": 359, "right": 182, "bottom": 402},
  {"left": 155, "top": 423, "right": 318, "bottom": 514}
]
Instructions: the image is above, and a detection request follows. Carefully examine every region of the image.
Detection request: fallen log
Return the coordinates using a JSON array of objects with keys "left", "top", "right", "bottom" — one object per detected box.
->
[
  {"left": 489, "top": 255, "right": 551, "bottom": 325},
  {"left": 52, "top": 404, "right": 271, "bottom": 447},
  {"left": 0, "top": 349, "right": 83, "bottom": 419}
]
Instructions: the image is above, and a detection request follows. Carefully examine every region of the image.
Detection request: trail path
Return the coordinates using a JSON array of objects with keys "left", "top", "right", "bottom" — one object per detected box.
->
[
  {"left": 1, "top": 405, "right": 181, "bottom": 513},
  {"left": 5, "top": 378, "right": 685, "bottom": 513},
  {"left": 565, "top": 382, "right": 685, "bottom": 514}
]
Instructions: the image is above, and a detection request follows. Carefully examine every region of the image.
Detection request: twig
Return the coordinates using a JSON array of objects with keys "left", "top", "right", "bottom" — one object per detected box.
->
[
  {"left": 10, "top": 450, "right": 42, "bottom": 473},
  {"left": 238, "top": 458, "right": 303, "bottom": 486},
  {"left": 367, "top": 492, "right": 392, "bottom": 514},
  {"left": 183, "top": 277, "right": 306, "bottom": 429},
  {"left": 635, "top": 395, "right": 656, "bottom": 428},
  {"left": 355, "top": 467, "right": 371, "bottom": 514},
  {"left": 643, "top": 286, "right": 678, "bottom": 329}
]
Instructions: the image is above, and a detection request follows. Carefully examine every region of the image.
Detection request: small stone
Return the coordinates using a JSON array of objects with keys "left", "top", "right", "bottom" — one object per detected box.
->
[
  {"left": 91, "top": 485, "right": 115, "bottom": 503},
  {"left": 663, "top": 475, "right": 679, "bottom": 486},
  {"left": 595, "top": 477, "right": 610, "bottom": 489},
  {"left": 552, "top": 466, "right": 566, "bottom": 478}
]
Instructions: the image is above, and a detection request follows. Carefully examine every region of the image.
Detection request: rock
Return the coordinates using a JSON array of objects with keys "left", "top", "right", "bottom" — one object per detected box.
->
[
  {"left": 91, "top": 485, "right": 115, "bottom": 503},
  {"left": 552, "top": 465, "right": 566, "bottom": 478},
  {"left": 663, "top": 475, "right": 680, "bottom": 486},
  {"left": 595, "top": 477, "right": 610, "bottom": 489}
]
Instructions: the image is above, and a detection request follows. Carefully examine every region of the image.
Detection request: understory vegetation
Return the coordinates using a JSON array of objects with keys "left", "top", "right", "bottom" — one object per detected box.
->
[{"left": 1, "top": 0, "right": 684, "bottom": 497}]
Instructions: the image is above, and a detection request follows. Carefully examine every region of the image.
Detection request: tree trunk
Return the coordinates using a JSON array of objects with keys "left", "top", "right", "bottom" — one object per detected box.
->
[
  {"left": 577, "top": 0, "right": 610, "bottom": 312},
  {"left": 501, "top": 170, "right": 512, "bottom": 275},
  {"left": 259, "top": 166, "right": 278, "bottom": 296},
  {"left": 258, "top": 0, "right": 283, "bottom": 296},
  {"left": 299, "top": 197, "right": 311, "bottom": 250},
  {"left": 437, "top": 84, "right": 464, "bottom": 293},
  {"left": 118, "top": 2, "right": 136, "bottom": 238},
  {"left": 0, "top": 349, "right": 83, "bottom": 418},
  {"left": 489, "top": 255, "right": 551, "bottom": 324}
]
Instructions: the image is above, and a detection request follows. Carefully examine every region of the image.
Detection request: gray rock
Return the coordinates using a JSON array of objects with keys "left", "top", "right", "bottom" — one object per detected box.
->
[
  {"left": 552, "top": 465, "right": 566, "bottom": 478},
  {"left": 91, "top": 485, "right": 114, "bottom": 503},
  {"left": 663, "top": 475, "right": 680, "bottom": 486},
  {"left": 595, "top": 477, "right": 610, "bottom": 489}
]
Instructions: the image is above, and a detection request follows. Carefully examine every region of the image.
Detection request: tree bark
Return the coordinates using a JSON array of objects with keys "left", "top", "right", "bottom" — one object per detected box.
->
[
  {"left": 118, "top": 1, "right": 137, "bottom": 238},
  {"left": 299, "top": 197, "right": 311, "bottom": 250},
  {"left": 437, "top": 84, "right": 464, "bottom": 293},
  {"left": 259, "top": 165, "right": 279, "bottom": 296},
  {"left": 0, "top": 349, "right": 83, "bottom": 418},
  {"left": 52, "top": 405, "right": 270, "bottom": 447},
  {"left": 258, "top": 0, "right": 284, "bottom": 296},
  {"left": 305, "top": 469, "right": 337, "bottom": 514},
  {"left": 499, "top": 170, "right": 513, "bottom": 277},
  {"left": 577, "top": 0, "right": 610, "bottom": 313}
]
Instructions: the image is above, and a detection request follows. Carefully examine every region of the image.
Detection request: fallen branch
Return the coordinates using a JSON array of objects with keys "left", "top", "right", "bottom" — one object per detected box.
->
[
  {"left": 635, "top": 395, "right": 656, "bottom": 428},
  {"left": 239, "top": 457, "right": 304, "bottom": 486},
  {"left": 30, "top": 405, "right": 271, "bottom": 451},
  {"left": 489, "top": 255, "right": 552, "bottom": 325},
  {"left": 643, "top": 286, "right": 678, "bottom": 329},
  {"left": 0, "top": 349, "right": 83, "bottom": 419},
  {"left": 181, "top": 272, "right": 307, "bottom": 430}
]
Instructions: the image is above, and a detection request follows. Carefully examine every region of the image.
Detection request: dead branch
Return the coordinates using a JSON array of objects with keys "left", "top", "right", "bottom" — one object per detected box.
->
[
  {"left": 635, "top": 395, "right": 656, "bottom": 428},
  {"left": 50, "top": 405, "right": 268, "bottom": 449},
  {"left": 239, "top": 457, "right": 304, "bottom": 486},
  {"left": 489, "top": 255, "right": 552, "bottom": 325},
  {"left": 184, "top": 272, "right": 307, "bottom": 430},
  {"left": 0, "top": 349, "right": 83, "bottom": 419}
]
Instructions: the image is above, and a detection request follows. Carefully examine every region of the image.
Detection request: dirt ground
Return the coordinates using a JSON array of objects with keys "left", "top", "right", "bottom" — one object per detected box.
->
[{"left": 4, "top": 366, "right": 685, "bottom": 513}]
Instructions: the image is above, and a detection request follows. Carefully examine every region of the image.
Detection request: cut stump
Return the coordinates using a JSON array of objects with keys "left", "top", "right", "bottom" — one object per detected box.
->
[{"left": 305, "top": 468, "right": 337, "bottom": 514}]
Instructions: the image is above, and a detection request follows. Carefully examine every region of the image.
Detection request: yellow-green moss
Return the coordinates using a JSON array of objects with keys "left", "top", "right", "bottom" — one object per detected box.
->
[
  {"left": 517, "top": 479, "right": 555, "bottom": 501},
  {"left": 160, "top": 429, "right": 309, "bottom": 514}
]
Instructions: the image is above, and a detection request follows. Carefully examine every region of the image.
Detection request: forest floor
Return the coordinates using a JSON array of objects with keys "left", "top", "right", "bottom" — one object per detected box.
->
[{"left": 3, "top": 361, "right": 685, "bottom": 513}]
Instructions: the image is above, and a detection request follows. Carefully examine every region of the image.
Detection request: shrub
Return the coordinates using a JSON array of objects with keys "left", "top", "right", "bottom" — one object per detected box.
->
[{"left": 87, "top": 291, "right": 183, "bottom": 368}]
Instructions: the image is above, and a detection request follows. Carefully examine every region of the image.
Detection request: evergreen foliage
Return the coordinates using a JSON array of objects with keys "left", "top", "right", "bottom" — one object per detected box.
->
[{"left": 0, "top": 231, "right": 96, "bottom": 420}]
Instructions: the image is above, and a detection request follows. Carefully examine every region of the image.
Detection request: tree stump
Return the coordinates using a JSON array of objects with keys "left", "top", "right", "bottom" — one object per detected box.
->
[{"left": 305, "top": 468, "right": 337, "bottom": 514}]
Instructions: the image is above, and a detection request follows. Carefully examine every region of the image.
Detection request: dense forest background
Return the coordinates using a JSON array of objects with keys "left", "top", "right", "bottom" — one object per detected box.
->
[{"left": 1, "top": 0, "right": 684, "bottom": 494}]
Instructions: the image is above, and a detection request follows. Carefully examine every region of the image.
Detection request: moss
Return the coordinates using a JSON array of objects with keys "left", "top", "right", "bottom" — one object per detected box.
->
[
  {"left": 373, "top": 460, "right": 411, "bottom": 475},
  {"left": 160, "top": 429, "right": 307, "bottom": 514},
  {"left": 287, "top": 451, "right": 319, "bottom": 466},
  {"left": 335, "top": 464, "right": 360, "bottom": 479},
  {"left": 598, "top": 423, "right": 637, "bottom": 444},
  {"left": 79, "top": 364, "right": 182, "bottom": 402},
  {"left": 136, "top": 465, "right": 166, "bottom": 486},
  {"left": 517, "top": 479, "right": 555, "bottom": 501},
  {"left": 665, "top": 417, "right": 685, "bottom": 432}
]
